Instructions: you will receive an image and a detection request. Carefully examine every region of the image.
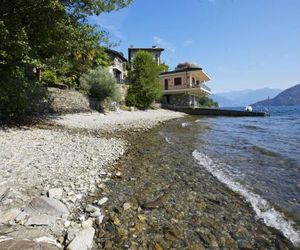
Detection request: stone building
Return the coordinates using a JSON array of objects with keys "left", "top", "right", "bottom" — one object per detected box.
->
[
  {"left": 106, "top": 49, "right": 128, "bottom": 84},
  {"left": 160, "top": 63, "right": 211, "bottom": 107},
  {"left": 128, "top": 46, "right": 164, "bottom": 65}
]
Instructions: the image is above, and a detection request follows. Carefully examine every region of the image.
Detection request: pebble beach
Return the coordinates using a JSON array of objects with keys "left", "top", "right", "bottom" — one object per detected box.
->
[
  {"left": 0, "top": 109, "right": 297, "bottom": 249},
  {"left": 0, "top": 109, "right": 185, "bottom": 249}
]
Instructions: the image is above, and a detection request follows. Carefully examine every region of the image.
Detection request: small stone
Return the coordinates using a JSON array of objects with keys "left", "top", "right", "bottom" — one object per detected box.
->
[
  {"left": 82, "top": 218, "right": 94, "bottom": 229},
  {"left": 48, "top": 188, "right": 63, "bottom": 199},
  {"left": 64, "top": 220, "right": 71, "bottom": 228},
  {"left": 112, "top": 215, "right": 121, "bottom": 226},
  {"left": 90, "top": 211, "right": 102, "bottom": 218},
  {"left": 137, "top": 214, "right": 146, "bottom": 222},
  {"left": 67, "top": 227, "right": 95, "bottom": 250},
  {"left": 123, "top": 202, "right": 131, "bottom": 211},
  {"left": 58, "top": 236, "right": 65, "bottom": 244},
  {"left": 15, "top": 211, "right": 28, "bottom": 224},
  {"left": 116, "top": 171, "right": 122, "bottom": 177},
  {"left": 0, "top": 208, "right": 21, "bottom": 224},
  {"left": 95, "top": 215, "right": 104, "bottom": 226},
  {"left": 85, "top": 204, "right": 100, "bottom": 213},
  {"left": 98, "top": 197, "right": 108, "bottom": 206},
  {"left": 98, "top": 183, "right": 106, "bottom": 190}
]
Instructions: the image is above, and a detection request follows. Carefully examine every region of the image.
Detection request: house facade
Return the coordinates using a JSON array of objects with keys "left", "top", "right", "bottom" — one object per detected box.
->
[
  {"left": 106, "top": 49, "right": 128, "bottom": 84},
  {"left": 160, "top": 63, "right": 211, "bottom": 107},
  {"left": 128, "top": 46, "right": 164, "bottom": 65}
]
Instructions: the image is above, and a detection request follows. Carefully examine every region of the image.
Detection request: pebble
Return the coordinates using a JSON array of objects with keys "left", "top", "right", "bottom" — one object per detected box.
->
[
  {"left": 85, "top": 204, "right": 100, "bottom": 213},
  {"left": 90, "top": 211, "right": 102, "bottom": 218},
  {"left": 82, "top": 218, "right": 94, "bottom": 229},
  {"left": 48, "top": 188, "right": 63, "bottom": 199},
  {"left": 123, "top": 202, "right": 132, "bottom": 210},
  {"left": 64, "top": 220, "right": 71, "bottom": 228},
  {"left": 98, "top": 197, "right": 108, "bottom": 206},
  {"left": 67, "top": 227, "right": 95, "bottom": 250},
  {"left": 95, "top": 215, "right": 105, "bottom": 226}
]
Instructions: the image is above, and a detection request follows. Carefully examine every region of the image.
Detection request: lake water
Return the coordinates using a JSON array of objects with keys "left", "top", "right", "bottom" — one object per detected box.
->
[{"left": 160, "top": 106, "right": 300, "bottom": 245}]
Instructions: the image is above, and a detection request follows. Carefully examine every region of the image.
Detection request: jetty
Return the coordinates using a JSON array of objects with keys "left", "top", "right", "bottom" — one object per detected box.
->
[{"left": 163, "top": 106, "right": 267, "bottom": 117}]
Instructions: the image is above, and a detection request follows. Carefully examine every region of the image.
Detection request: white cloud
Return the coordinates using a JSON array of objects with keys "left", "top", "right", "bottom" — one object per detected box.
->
[
  {"left": 153, "top": 36, "right": 176, "bottom": 54},
  {"left": 183, "top": 39, "right": 194, "bottom": 47}
]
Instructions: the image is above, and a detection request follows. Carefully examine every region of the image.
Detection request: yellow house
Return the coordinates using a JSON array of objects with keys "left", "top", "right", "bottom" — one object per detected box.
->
[{"left": 160, "top": 63, "right": 211, "bottom": 107}]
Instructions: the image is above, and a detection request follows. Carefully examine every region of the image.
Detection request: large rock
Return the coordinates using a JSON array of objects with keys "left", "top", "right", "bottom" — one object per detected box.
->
[
  {"left": 0, "top": 239, "right": 61, "bottom": 250},
  {"left": 25, "top": 214, "right": 56, "bottom": 226},
  {"left": 28, "top": 197, "right": 69, "bottom": 216},
  {"left": 67, "top": 227, "right": 95, "bottom": 250},
  {"left": 0, "top": 208, "right": 21, "bottom": 224}
]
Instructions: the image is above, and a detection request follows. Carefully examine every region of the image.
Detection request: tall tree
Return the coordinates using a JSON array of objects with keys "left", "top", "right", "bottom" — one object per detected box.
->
[{"left": 126, "top": 51, "right": 162, "bottom": 109}]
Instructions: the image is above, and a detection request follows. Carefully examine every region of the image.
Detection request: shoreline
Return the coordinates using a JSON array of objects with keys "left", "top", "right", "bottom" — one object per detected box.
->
[
  {"left": 91, "top": 117, "right": 297, "bottom": 249},
  {"left": 0, "top": 109, "right": 297, "bottom": 249},
  {"left": 0, "top": 109, "right": 186, "bottom": 249}
]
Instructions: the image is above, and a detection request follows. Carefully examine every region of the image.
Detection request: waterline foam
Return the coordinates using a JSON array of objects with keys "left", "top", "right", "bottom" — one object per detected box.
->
[{"left": 192, "top": 150, "right": 300, "bottom": 246}]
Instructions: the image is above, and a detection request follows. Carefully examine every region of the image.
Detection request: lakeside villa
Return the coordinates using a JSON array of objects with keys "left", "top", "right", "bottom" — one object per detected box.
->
[
  {"left": 160, "top": 63, "right": 211, "bottom": 107},
  {"left": 110, "top": 45, "right": 212, "bottom": 108}
]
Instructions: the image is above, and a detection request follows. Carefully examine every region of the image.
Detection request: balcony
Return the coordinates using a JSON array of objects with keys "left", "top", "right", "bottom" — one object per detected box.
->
[{"left": 189, "top": 83, "right": 211, "bottom": 94}]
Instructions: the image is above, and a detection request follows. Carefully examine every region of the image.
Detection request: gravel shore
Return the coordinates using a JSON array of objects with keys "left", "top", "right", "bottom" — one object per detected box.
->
[
  {"left": 0, "top": 109, "right": 185, "bottom": 249},
  {"left": 50, "top": 109, "right": 186, "bottom": 132}
]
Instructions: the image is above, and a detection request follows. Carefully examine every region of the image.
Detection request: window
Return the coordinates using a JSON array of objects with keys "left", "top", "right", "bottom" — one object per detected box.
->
[
  {"left": 164, "top": 79, "right": 169, "bottom": 90},
  {"left": 174, "top": 77, "right": 182, "bottom": 85}
]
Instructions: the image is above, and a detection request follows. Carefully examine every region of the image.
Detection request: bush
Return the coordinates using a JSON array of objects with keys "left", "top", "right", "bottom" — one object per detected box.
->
[
  {"left": 79, "top": 67, "right": 120, "bottom": 102},
  {"left": 41, "top": 70, "right": 57, "bottom": 85},
  {"left": 126, "top": 51, "right": 162, "bottom": 109},
  {"left": 197, "top": 96, "right": 218, "bottom": 107},
  {"left": 0, "top": 66, "right": 48, "bottom": 115}
]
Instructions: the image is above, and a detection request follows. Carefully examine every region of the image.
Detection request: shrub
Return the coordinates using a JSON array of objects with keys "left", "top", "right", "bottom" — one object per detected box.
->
[
  {"left": 0, "top": 66, "right": 48, "bottom": 115},
  {"left": 41, "top": 70, "right": 57, "bottom": 85},
  {"left": 126, "top": 51, "right": 162, "bottom": 109},
  {"left": 79, "top": 67, "right": 120, "bottom": 102},
  {"left": 197, "top": 96, "right": 219, "bottom": 107}
]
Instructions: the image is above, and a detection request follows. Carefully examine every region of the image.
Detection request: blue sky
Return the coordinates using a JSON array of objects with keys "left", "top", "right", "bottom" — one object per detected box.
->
[{"left": 89, "top": 0, "right": 300, "bottom": 93}]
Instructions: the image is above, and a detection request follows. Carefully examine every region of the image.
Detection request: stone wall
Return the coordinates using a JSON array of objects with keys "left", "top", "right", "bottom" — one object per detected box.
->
[
  {"left": 44, "top": 88, "right": 94, "bottom": 114},
  {"left": 161, "top": 94, "right": 192, "bottom": 107},
  {"left": 118, "top": 84, "right": 129, "bottom": 104},
  {"left": 43, "top": 86, "right": 128, "bottom": 114}
]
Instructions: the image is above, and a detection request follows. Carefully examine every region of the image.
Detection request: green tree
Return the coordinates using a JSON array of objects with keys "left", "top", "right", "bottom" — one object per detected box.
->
[
  {"left": 0, "top": 0, "right": 132, "bottom": 115},
  {"left": 80, "top": 67, "right": 120, "bottom": 102},
  {"left": 158, "top": 62, "right": 169, "bottom": 72},
  {"left": 126, "top": 51, "right": 162, "bottom": 109}
]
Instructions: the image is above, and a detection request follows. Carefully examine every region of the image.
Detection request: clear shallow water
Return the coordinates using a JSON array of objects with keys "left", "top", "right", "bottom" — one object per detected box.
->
[{"left": 161, "top": 106, "right": 300, "bottom": 245}]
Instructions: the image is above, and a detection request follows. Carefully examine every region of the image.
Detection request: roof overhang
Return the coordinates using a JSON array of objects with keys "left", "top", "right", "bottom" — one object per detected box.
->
[
  {"left": 163, "top": 87, "right": 211, "bottom": 95},
  {"left": 160, "top": 68, "right": 211, "bottom": 82}
]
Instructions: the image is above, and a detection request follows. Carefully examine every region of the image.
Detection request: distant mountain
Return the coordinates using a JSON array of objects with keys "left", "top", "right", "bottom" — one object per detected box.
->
[
  {"left": 212, "top": 88, "right": 282, "bottom": 107},
  {"left": 253, "top": 84, "right": 300, "bottom": 106},
  {"left": 211, "top": 94, "right": 234, "bottom": 107}
]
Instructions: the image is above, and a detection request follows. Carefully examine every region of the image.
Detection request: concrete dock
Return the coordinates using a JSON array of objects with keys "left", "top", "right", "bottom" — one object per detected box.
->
[{"left": 163, "top": 106, "right": 267, "bottom": 117}]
